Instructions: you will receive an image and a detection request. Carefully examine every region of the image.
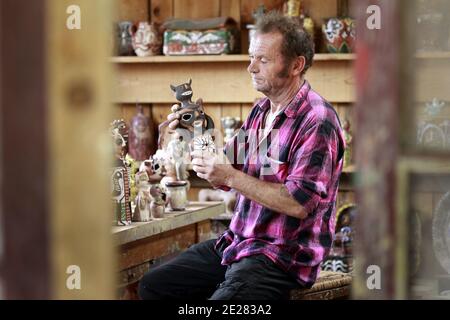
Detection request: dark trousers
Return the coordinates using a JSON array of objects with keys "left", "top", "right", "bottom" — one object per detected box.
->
[{"left": 138, "top": 238, "right": 301, "bottom": 300}]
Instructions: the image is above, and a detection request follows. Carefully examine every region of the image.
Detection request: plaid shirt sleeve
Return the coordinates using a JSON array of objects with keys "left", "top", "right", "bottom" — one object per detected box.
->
[{"left": 285, "top": 119, "right": 341, "bottom": 217}]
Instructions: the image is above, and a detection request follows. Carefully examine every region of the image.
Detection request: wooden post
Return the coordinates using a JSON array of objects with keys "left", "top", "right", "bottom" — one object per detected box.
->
[
  {"left": 353, "top": 0, "right": 404, "bottom": 299},
  {"left": 0, "top": 0, "right": 50, "bottom": 299},
  {"left": 47, "top": 0, "right": 116, "bottom": 299},
  {"left": 0, "top": 0, "right": 116, "bottom": 299}
]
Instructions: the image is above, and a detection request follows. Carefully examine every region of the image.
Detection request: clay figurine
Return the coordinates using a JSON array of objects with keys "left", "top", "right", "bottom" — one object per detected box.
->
[
  {"left": 133, "top": 173, "right": 152, "bottom": 222},
  {"left": 158, "top": 79, "right": 215, "bottom": 152},
  {"left": 167, "top": 131, "right": 190, "bottom": 181},
  {"left": 170, "top": 79, "right": 214, "bottom": 132},
  {"left": 150, "top": 184, "right": 166, "bottom": 218},
  {"left": 110, "top": 121, "right": 132, "bottom": 225},
  {"left": 117, "top": 21, "right": 134, "bottom": 56},
  {"left": 128, "top": 104, "right": 155, "bottom": 161},
  {"left": 131, "top": 21, "right": 162, "bottom": 57}
]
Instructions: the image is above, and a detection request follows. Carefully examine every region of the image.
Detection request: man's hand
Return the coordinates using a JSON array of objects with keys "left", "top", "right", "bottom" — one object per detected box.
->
[
  {"left": 191, "top": 150, "right": 235, "bottom": 188},
  {"left": 167, "top": 104, "right": 181, "bottom": 130}
]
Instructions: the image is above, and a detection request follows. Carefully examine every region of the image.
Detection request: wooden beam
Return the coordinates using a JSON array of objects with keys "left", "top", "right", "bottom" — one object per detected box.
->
[
  {"left": 48, "top": 0, "right": 116, "bottom": 299},
  {"left": 353, "top": 0, "right": 402, "bottom": 299},
  {"left": 0, "top": 0, "right": 50, "bottom": 300}
]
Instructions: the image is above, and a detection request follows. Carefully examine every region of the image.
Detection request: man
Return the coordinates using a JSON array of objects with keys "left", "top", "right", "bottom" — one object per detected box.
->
[{"left": 139, "top": 11, "right": 345, "bottom": 300}]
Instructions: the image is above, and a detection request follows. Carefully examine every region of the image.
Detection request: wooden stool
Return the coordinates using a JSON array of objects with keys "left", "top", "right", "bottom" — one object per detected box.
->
[{"left": 290, "top": 271, "right": 352, "bottom": 300}]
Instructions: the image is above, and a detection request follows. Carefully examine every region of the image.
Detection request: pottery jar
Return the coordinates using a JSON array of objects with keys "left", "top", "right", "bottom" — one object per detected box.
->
[{"left": 165, "top": 181, "right": 188, "bottom": 211}]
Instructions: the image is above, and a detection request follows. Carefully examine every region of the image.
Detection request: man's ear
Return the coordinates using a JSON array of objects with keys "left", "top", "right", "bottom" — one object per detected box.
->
[{"left": 292, "top": 56, "right": 306, "bottom": 77}]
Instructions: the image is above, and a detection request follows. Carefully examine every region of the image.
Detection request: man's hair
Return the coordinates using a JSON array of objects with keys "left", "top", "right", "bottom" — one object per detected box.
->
[{"left": 254, "top": 11, "right": 315, "bottom": 76}]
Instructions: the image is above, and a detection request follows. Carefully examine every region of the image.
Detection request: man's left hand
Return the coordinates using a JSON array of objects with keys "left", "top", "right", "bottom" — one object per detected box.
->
[{"left": 191, "top": 150, "right": 234, "bottom": 188}]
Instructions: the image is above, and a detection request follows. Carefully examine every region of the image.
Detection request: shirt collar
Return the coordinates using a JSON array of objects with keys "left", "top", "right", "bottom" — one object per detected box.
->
[{"left": 256, "top": 80, "right": 311, "bottom": 118}]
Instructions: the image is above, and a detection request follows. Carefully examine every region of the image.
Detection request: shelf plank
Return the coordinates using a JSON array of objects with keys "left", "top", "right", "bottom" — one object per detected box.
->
[
  {"left": 111, "top": 56, "right": 355, "bottom": 103},
  {"left": 112, "top": 201, "right": 225, "bottom": 245},
  {"left": 110, "top": 53, "right": 356, "bottom": 63}
]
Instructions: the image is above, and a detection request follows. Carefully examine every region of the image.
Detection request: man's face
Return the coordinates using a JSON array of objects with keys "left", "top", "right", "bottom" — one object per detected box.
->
[{"left": 247, "top": 31, "right": 293, "bottom": 96}]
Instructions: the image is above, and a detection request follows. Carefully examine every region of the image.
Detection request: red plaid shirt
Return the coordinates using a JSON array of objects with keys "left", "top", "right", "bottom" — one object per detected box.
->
[{"left": 216, "top": 80, "right": 345, "bottom": 287}]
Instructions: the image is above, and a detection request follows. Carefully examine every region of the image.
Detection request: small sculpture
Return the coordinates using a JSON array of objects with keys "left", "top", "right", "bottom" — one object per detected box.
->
[
  {"left": 343, "top": 119, "right": 353, "bottom": 168},
  {"left": 111, "top": 161, "right": 132, "bottom": 226},
  {"left": 167, "top": 131, "right": 190, "bottom": 181},
  {"left": 133, "top": 171, "right": 152, "bottom": 222},
  {"left": 117, "top": 21, "right": 134, "bottom": 56},
  {"left": 158, "top": 79, "right": 216, "bottom": 154},
  {"left": 128, "top": 104, "right": 155, "bottom": 161},
  {"left": 131, "top": 21, "right": 162, "bottom": 57},
  {"left": 110, "top": 121, "right": 132, "bottom": 225},
  {"left": 169, "top": 79, "right": 214, "bottom": 133},
  {"left": 221, "top": 117, "right": 240, "bottom": 143},
  {"left": 150, "top": 184, "right": 166, "bottom": 218}
]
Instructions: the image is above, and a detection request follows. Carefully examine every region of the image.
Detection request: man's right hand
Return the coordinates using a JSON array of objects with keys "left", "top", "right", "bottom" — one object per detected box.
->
[{"left": 167, "top": 104, "right": 181, "bottom": 130}]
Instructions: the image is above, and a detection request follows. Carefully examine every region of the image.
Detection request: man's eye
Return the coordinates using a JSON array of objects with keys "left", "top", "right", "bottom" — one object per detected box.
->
[{"left": 261, "top": 59, "right": 268, "bottom": 64}]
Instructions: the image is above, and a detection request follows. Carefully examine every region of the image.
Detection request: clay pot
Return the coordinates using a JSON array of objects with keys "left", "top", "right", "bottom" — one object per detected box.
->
[
  {"left": 131, "top": 22, "right": 162, "bottom": 57},
  {"left": 322, "top": 17, "right": 356, "bottom": 53},
  {"left": 128, "top": 105, "right": 156, "bottom": 161},
  {"left": 165, "top": 181, "right": 188, "bottom": 211},
  {"left": 116, "top": 21, "right": 134, "bottom": 56}
]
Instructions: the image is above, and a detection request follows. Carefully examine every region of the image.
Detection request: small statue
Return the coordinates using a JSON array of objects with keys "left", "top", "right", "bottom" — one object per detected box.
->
[
  {"left": 167, "top": 131, "right": 190, "bottom": 181},
  {"left": 110, "top": 121, "right": 132, "bottom": 225},
  {"left": 128, "top": 104, "right": 155, "bottom": 161},
  {"left": 159, "top": 79, "right": 216, "bottom": 156},
  {"left": 110, "top": 119, "right": 127, "bottom": 159},
  {"left": 169, "top": 79, "right": 215, "bottom": 133},
  {"left": 131, "top": 21, "right": 162, "bottom": 57},
  {"left": 150, "top": 184, "right": 166, "bottom": 218},
  {"left": 221, "top": 117, "right": 240, "bottom": 143},
  {"left": 343, "top": 119, "right": 353, "bottom": 168},
  {"left": 132, "top": 171, "right": 152, "bottom": 222}
]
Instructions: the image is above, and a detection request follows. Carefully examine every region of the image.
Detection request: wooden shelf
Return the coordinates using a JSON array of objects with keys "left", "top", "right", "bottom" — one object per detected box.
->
[
  {"left": 415, "top": 51, "right": 450, "bottom": 59},
  {"left": 110, "top": 53, "right": 356, "bottom": 64},
  {"left": 111, "top": 53, "right": 355, "bottom": 104},
  {"left": 112, "top": 201, "right": 224, "bottom": 246}
]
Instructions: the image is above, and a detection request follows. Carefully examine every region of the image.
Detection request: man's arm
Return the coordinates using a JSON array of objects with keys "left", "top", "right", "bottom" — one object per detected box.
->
[
  {"left": 228, "top": 169, "right": 308, "bottom": 219},
  {"left": 191, "top": 150, "right": 308, "bottom": 220}
]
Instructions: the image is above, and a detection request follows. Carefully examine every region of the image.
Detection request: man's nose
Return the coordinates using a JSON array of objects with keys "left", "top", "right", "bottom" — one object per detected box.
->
[{"left": 247, "top": 60, "right": 258, "bottom": 74}]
